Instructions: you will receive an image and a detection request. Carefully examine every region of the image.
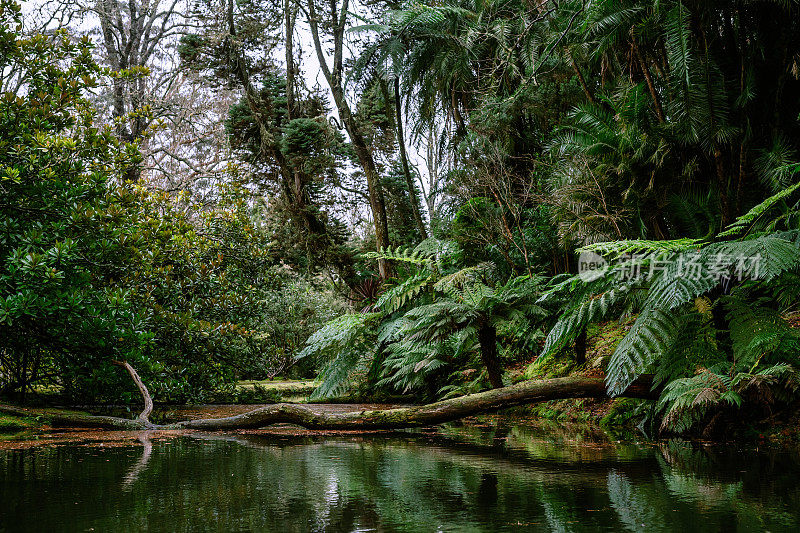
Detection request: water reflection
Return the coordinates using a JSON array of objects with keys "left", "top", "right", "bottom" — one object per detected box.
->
[
  {"left": 122, "top": 431, "right": 153, "bottom": 489},
  {"left": 0, "top": 421, "right": 799, "bottom": 532}
]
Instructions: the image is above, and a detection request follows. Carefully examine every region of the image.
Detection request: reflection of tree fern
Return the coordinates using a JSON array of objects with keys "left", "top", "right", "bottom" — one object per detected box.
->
[{"left": 606, "top": 470, "right": 663, "bottom": 531}]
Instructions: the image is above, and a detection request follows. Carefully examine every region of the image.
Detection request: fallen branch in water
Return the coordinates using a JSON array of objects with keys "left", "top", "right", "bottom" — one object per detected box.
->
[{"left": 0, "top": 375, "right": 658, "bottom": 431}]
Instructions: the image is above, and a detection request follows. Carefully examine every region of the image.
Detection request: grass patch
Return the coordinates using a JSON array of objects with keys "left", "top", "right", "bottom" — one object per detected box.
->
[
  {"left": 206, "top": 379, "right": 321, "bottom": 404},
  {"left": 237, "top": 379, "right": 319, "bottom": 394},
  {"left": 0, "top": 414, "right": 40, "bottom": 433}
]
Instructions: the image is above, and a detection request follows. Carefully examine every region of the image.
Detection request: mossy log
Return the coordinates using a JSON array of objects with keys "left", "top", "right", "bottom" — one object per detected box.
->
[{"left": 0, "top": 375, "right": 658, "bottom": 431}]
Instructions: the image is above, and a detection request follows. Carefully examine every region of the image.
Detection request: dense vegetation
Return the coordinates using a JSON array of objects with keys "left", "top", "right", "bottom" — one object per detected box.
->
[{"left": 1, "top": 0, "right": 799, "bottom": 435}]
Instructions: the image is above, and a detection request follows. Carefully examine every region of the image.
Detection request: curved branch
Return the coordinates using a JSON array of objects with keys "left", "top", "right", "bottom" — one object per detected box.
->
[{"left": 113, "top": 360, "right": 154, "bottom": 425}]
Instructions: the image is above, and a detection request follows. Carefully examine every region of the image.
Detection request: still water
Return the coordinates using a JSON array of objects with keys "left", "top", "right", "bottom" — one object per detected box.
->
[{"left": 0, "top": 417, "right": 798, "bottom": 532}]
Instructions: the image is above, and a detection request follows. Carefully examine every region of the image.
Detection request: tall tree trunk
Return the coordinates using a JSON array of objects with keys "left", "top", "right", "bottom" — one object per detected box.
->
[
  {"left": 632, "top": 35, "right": 665, "bottom": 124},
  {"left": 713, "top": 147, "right": 731, "bottom": 227},
  {"left": 306, "top": 0, "right": 392, "bottom": 277},
  {"left": 478, "top": 323, "right": 503, "bottom": 389},
  {"left": 284, "top": 0, "right": 297, "bottom": 121},
  {"left": 394, "top": 77, "right": 428, "bottom": 240},
  {"left": 569, "top": 50, "right": 596, "bottom": 105},
  {"left": 225, "top": 0, "right": 331, "bottom": 271},
  {"left": 283, "top": 0, "right": 317, "bottom": 240}
]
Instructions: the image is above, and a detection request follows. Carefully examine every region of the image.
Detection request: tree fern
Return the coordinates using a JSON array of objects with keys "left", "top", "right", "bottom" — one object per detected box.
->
[
  {"left": 540, "top": 282, "right": 630, "bottom": 358},
  {"left": 657, "top": 367, "right": 740, "bottom": 433},
  {"left": 658, "top": 363, "right": 800, "bottom": 433},
  {"left": 297, "top": 312, "right": 383, "bottom": 399}
]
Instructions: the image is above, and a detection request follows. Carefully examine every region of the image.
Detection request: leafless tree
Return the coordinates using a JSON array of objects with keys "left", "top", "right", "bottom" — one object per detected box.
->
[{"left": 26, "top": 0, "right": 230, "bottom": 190}]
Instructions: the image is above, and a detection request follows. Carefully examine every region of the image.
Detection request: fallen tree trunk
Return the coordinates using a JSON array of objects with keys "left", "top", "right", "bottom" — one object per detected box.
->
[
  {"left": 0, "top": 375, "right": 658, "bottom": 431},
  {"left": 0, "top": 403, "right": 150, "bottom": 429}
]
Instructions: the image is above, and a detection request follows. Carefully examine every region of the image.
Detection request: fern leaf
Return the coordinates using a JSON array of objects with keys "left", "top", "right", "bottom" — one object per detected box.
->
[
  {"left": 705, "top": 236, "right": 800, "bottom": 281},
  {"left": 718, "top": 180, "right": 800, "bottom": 238},
  {"left": 581, "top": 238, "right": 700, "bottom": 259},
  {"left": 607, "top": 308, "right": 683, "bottom": 396}
]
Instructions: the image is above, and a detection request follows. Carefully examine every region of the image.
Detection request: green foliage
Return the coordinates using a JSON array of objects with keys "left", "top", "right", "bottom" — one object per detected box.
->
[
  {"left": 299, "top": 239, "right": 546, "bottom": 399},
  {"left": 0, "top": 11, "right": 303, "bottom": 403},
  {"left": 657, "top": 364, "right": 800, "bottom": 434},
  {"left": 254, "top": 279, "right": 346, "bottom": 379},
  {"left": 540, "top": 190, "right": 800, "bottom": 431},
  {"left": 718, "top": 176, "right": 800, "bottom": 238},
  {"left": 5, "top": 0, "right": 800, "bottom": 440},
  {"left": 0, "top": 15, "right": 147, "bottom": 399}
]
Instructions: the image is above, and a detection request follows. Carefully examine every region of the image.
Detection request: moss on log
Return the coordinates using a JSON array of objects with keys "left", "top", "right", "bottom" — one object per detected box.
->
[{"left": 0, "top": 375, "right": 657, "bottom": 431}]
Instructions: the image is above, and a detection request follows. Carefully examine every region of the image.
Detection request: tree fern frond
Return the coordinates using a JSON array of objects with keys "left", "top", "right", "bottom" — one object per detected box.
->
[
  {"left": 653, "top": 315, "right": 724, "bottom": 387},
  {"left": 718, "top": 180, "right": 800, "bottom": 238},
  {"left": 704, "top": 236, "right": 800, "bottom": 281},
  {"left": 375, "top": 273, "right": 433, "bottom": 313},
  {"left": 726, "top": 298, "right": 800, "bottom": 368},
  {"left": 363, "top": 245, "right": 434, "bottom": 267},
  {"left": 541, "top": 285, "right": 629, "bottom": 358},
  {"left": 298, "top": 313, "right": 382, "bottom": 400},
  {"left": 310, "top": 349, "right": 364, "bottom": 400},
  {"left": 644, "top": 264, "right": 718, "bottom": 310},
  {"left": 297, "top": 312, "right": 382, "bottom": 361},
  {"left": 607, "top": 308, "right": 684, "bottom": 396},
  {"left": 377, "top": 315, "right": 412, "bottom": 345},
  {"left": 581, "top": 238, "right": 700, "bottom": 259},
  {"left": 657, "top": 368, "right": 738, "bottom": 433},
  {"left": 433, "top": 262, "right": 494, "bottom": 294}
]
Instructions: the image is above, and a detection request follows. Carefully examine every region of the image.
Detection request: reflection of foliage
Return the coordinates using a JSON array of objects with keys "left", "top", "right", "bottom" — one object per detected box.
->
[{"left": 4, "top": 418, "right": 800, "bottom": 530}]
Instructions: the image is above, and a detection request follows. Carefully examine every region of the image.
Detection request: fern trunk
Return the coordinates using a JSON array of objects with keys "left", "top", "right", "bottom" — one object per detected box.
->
[
  {"left": 575, "top": 329, "right": 587, "bottom": 366},
  {"left": 478, "top": 323, "right": 504, "bottom": 388}
]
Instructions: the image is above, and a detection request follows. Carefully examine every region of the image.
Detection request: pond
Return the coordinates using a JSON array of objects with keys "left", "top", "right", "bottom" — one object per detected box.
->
[{"left": 0, "top": 415, "right": 798, "bottom": 532}]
